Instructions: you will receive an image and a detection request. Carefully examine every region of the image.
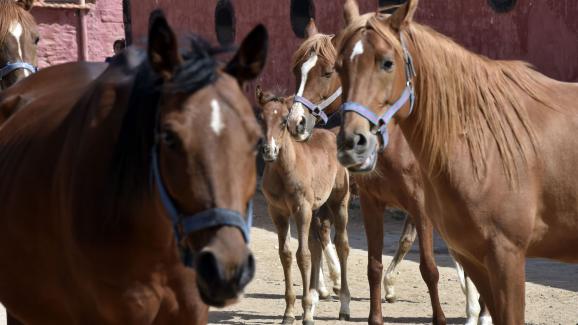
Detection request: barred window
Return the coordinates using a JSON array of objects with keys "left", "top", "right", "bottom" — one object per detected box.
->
[
  {"left": 290, "top": 0, "right": 315, "bottom": 39},
  {"left": 488, "top": 0, "right": 516, "bottom": 13},
  {"left": 215, "top": 0, "right": 236, "bottom": 46}
]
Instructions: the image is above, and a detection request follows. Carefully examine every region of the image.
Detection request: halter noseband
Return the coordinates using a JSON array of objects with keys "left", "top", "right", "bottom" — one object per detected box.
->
[
  {"left": 293, "top": 86, "right": 342, "bottom": 125},
  {"left": 340, "top": 33, "right": 416, "bottom": 149},
  {"left": 151, "top": 141, "right": 253, "bottom": 266},
  {"left": 0, "top": 61, "right": 38, "bottom": 81}
]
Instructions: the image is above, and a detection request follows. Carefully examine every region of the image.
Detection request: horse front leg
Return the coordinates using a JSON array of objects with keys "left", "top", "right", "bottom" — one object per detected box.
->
[
  {"left": 383, "top": 216, "right": 416, "bottom": 303},
  {"left": 295, "top": 204, "right": 316, "bottom": 325},
  {"left": 270, "top": 209, "right": 296, "bottom": 325},
  {"left": 316, "top": 206, "right": 340, "bottom": 297},
  {"left": 331, "top": 195, "right": 351, "bottom": 321},
  {"left": 453, "top": 257, "right": 482, "bottom": 325},
  {"left": 359, "top": 192, "right": 386, "bottom": 325}
]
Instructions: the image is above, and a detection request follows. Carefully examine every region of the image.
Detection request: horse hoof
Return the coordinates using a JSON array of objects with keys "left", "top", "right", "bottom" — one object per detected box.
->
[
  {"left": 339, "top": 313, "right": 350, "bottom": 321},
  {"left": 332, "top": 286, "right": 341, "bottom": 295},
  {"left": 281, "top": 316, "right": 295, "bottom": 324},
  {"left": 385, "top": 296, "right": 397, "bottom": 303},
  {"left": 302, "top": 320, "right": 315, "bottom": 325}
]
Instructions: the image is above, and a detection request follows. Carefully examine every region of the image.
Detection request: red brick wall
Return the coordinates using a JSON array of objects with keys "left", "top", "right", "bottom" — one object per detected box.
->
[
  {"left": 129, "top": 0, "right": 578, "bottom": 95},
  {"left": 31, "top": 0, "right": 125, "bottom": 67}
]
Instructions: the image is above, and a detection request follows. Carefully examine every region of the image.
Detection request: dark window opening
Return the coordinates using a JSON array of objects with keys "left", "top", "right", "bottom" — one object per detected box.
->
[
  {"left": 215, "top": 0, "right": 236, "bottom": 46},
  {"left": 488, "top": 0, "right": 516, "bottom": 13},
  {"left": 290, "top": 0, "right": 316, "bottom": 39},
  {"left": 378, "top": 0, "right": 407, "bottom": 14}
]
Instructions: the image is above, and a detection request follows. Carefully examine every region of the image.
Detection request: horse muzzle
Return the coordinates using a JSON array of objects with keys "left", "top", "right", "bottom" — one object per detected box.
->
[{"left": 337, "top": 130, "right": 379, "bottom": 173}]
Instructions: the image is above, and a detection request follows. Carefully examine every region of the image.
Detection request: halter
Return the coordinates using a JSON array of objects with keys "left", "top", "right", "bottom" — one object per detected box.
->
[
  {"left": 151, "top": 141, "right": 253, "bottom": 266},
  {"left": 0, "top": 61, "right": 38, "bottom": 81},
  {"left": 340, "top": 33, "right": 416, "bottom": 149},
  {"left": 293, "top": 86, "right": 342, "bottom": 125}
]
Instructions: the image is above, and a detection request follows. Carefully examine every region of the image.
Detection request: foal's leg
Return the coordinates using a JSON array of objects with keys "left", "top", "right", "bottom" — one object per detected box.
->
[
  {"left": 411, "top": 210, "right": 446, "bottom": 325},
  {"left": 485, "top": 239, "right": 526, "bottom": 325},
  {"left": 316, "top": 207, "right": 341, "bottom": 296},
  {"left": 295, "top": 204, "right": 316, "bottom": 325},
  {"left": 454, "top": 257, "right": 482, "bottom": 325},
  {"left": 308, "top": 220, "right": 323, "bottom": 320},
  {"left": 359, "top": 192, "right": 386, "bottom": 325},
  {"left": 331, "top": 196, "right": 351, "bottom": 321},
  {"left": 270, "top": 210, "right": 296, "bottom": 324},
  {"left": 478, "top": 297, "right": 493, "bottom": 325},
  {"left": 383, "top": 216, "right": 417, "bottom": 303}
]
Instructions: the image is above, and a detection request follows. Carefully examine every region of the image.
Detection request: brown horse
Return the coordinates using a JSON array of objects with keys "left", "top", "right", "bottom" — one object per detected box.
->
[
  {"left": 0, "top": 0, "right": 38, "bottom": 91},
  {"left": 287, "top": 17, "right": 447, "bottom": 325},
  {"left": 257, "top": 88, "right": 350, "bottom": 325},
  {"left": 0, "top": 10, "right": 267, "bottom": 324},
  {"left": 336, "top": 0, "right": 578, "bottom": 324}
]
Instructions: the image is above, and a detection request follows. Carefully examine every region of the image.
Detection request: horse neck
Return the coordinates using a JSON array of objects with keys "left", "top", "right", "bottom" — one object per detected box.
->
[{"left": 271, "top": 130, "right": 297, "bottom": 174}]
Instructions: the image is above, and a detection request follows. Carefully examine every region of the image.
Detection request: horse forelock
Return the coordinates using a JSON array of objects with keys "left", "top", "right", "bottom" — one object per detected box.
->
[
  {"left": 0, "top": 0, "right": 36, "bottom": 45},
  {"left": 292, "top": 34, "right": 337, "bottom": 71},
  {"left": 366, "top": 17, "right": 561, "bottom": 185}
]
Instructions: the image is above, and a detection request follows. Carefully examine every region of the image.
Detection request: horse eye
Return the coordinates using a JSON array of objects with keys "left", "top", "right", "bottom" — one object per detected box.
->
[
  {"left": 161, "top": 129, "right": 180, "bottom": 149},
  {"left": 382, "top": 59, "right": 394, "bottom": 72},
  {"left": 322, "top": 70, "right": 334, "bottom": 78}
]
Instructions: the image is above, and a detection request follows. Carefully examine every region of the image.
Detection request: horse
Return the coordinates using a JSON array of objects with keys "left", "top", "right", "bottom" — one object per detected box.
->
[
  {"left": 257, "top": 87, "right": 351, "bottom": 324},
  {"left": 336, "top": 0, "right": 578, "bottom": 324},
  {"left": 0, "top": 10, "right": 267, "bottom": 324},
  {"left": 0, "top": 0, "right": 38, "bottom": 91}
]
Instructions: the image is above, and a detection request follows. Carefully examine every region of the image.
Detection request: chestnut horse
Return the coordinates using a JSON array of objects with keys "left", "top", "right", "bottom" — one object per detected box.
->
[
  {"left": 336, "top": 0, "right": 578, "bottom": 324},
  {"left": 257, "top": 88, "right": 351, "bottom": 324},
  {"left": 0, "top": 11, "right": 267, "bottom": 324},
  {"left": 0, "top": 0, "right": 38, "bottom": 91}
]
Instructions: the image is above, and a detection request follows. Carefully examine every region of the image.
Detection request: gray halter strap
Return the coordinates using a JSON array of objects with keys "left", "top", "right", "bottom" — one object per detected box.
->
[
  {"left": 0, "top": 61, "right": 37, "bottom": 80},
  {"left": 293, "top": 86, "right": 342, "bottom": 124}
]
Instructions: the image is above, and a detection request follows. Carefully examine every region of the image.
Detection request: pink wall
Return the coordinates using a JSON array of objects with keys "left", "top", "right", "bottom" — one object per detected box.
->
[{"left": 31, "top": 0, "right": 125, "bottom": 67}]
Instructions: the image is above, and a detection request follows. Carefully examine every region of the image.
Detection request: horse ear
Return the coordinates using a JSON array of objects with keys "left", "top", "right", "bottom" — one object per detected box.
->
[
  {"left": 389, "top": 0, "right": 419, "bottom": 31},
  {"left": 255, "top": 85, "right": 265, "bottom": 106},
  {"left": 225, "top": 24, "right": 268, "bottom": 85},
  {"left": 147, "top": 10, "right": 181, "bottom": 80},
  {"left": 305, "top": 19, "right": 319, "bottom": 39},
  {"left": 343, "top": 0, "right": 360, "bottom": 25},
  {"left": 16, "top": 0, "right": 34, "bottom": 11}
]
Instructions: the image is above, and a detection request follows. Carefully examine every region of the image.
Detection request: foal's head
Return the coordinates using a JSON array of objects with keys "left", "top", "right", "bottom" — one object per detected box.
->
[
  {"left": 255, "top": 86, "right": 290, "bottom": 162},
  {"left": 287, "top": 20, "right": 340, "bottom": 141},
  {"left": 0, "top": 0, "right": 38, "bottom": 90},
  {"left": 337, "top": 0, "right": 418, "bottom": 172},
  {"left": 148, "top": 11, "right": 267, "bottom": 307}
]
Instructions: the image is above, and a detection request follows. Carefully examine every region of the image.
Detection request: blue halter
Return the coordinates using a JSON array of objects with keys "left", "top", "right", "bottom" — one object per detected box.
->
[
  {"left": 0, "top": 61, "right": 38, "bottom": 81},
  {"left": 293, "top": 86, "right": 343, "bottom": 125},
  {"left": 340, "top": 34, "right": 416, "bottom": 149},
  {"left": 151, "top": 144, "right": 253, "bottom": 266}
]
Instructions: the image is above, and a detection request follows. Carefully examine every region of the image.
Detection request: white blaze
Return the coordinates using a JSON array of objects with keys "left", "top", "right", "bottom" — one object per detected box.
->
[
  {"left": 270, "top": 137, "right": 277, "bottom": 152},
  {"left": 297, "top": 52, "right": 318, "bottom": 96},
  {"left": 210, "top": 99, "right": 224, "bottom": 135},
  {"left": 9, "top": 22, "right": 30, "bottom": 77},
  {"left": 350, "top": 40, "right": 364, "bottom": 61}
]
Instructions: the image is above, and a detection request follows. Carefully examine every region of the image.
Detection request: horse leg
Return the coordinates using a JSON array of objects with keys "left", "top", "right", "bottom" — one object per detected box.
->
[
  {"left": 359, "top": 192, "right": 386, "bottom": 325},
  {"left": 331, "top": 195, "right": 351, "bottom": 321},
  {"left": 308, "top": 220, "right": 323, "bottom": 321},
  {"left": 271, "top": 209, "right": 296, "bottom": 325},
  {"left": 453, "top": 257, "right": 482, "bottom": 325},
  {"left": 478, "top": 296, "right": 493, "bottom": 325},
  {"left": 412, "top": 211, "right": 446, "bottom": 325},
  {"left": 7, "top": 313, "right": 24, "bottom": 325},
  {"left": 316, "top": 207, "right": 341, "bottom": 296},
  {"left": 295, "top": 204, "right": 316, "bottom": 325},
  {"left": 383, "top": 216, "right": 416, "bottom": 303},
  {"left": 485, "top": 239, "right": 525, "bottom": 325}
]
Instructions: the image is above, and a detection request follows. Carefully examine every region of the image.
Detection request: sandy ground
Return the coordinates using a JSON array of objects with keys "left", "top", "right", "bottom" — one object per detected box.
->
[
  {"left": 208, "top": 192, "right": 578, "bottom": 325},
  {"left": 0, "top": 192, "right": 576, "bottom": 325}
]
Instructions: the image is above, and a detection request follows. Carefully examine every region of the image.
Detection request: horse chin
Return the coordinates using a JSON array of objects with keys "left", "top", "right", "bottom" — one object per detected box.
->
[
  {"left": 197, "top": 284, "right": 241, "bottom": 308},
  {"left": 262, "top": 153, "right": 278, "bottom": 162},
  {"left": 347, "top": 149, "right": 378, "bottom": 174}
]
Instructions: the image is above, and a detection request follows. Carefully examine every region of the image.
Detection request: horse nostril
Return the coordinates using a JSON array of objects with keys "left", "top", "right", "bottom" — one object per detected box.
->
[
  {"left": 297, "top": 117, "right": 306, "bottom": 133},
  {"left": 261, "top": 145, "right": 270, "bottom": 155},
  {"left": 355, "top": 133, "right": 368, "bottom": 148},
  {"left": 237, "top": 253, "right": 255, "bottom": 290},
  {"left": 196, "top": 251, "right": 222, "bottom": 286}
]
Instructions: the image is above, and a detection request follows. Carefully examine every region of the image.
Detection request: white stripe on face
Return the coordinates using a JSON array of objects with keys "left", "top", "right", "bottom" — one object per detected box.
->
[
  {"left": 210, "top": 99, "right": 224, "bottom": 135},
  {"left": 270, "top": 137, "right": 277, "bottom": 152},
  {"left": 297, "top": 52, "right": 318, "bottom": 96},
  {"left": 9, "top": 22, "right": 29, "bottom": 77},
  {"left": 350, "top": 40, "right": 364, "bottom": 61}
]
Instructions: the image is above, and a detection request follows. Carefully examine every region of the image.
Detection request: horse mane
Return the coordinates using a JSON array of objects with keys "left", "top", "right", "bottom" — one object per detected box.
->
[
  {"left": 367, "top": 16, "right": 560, "bottom": 184},
  {"left": 110, "top": 36, "right": 224, "bottom": 200},
  {"left": 292, "top": 33, "right": 337, "bottom": 70},
  {"left": 0, "top": 0, "right": 36, "bottom": 44}
]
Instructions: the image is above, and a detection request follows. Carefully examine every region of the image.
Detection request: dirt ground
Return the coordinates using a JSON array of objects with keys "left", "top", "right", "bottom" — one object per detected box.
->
[{"left": 208, "top": 191, "right": 578, "bottom": 325}]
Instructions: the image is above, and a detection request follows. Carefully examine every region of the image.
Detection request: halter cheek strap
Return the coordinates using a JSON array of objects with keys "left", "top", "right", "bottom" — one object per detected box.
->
[
  {"left": 293, "top": 86, "right": 342, "bottom": 125},
  {"left": 340, "top": 33, "right": 416, "bottom": 149},
  {"left": 0, "top": 62, "right": 38, "bottom": 80},
  {"left": 151, "top": 145, "right": 253, "bottom": 265}
]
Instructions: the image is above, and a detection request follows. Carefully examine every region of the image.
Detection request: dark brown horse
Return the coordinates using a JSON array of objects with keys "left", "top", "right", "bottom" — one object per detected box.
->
[
  {"left": 0, "top": 10, "right": 267, "bottom": 324},
  {"left": 0, "top": 0, "right": 38, "bottom": 91},
  {"left": 336, "top": 0, "right": 578, "bottom": 324}
]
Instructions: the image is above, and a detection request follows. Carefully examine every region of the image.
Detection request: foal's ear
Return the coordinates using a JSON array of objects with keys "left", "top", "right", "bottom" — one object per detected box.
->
[
  {"left": 343, "top": 0, "right": 360, "bottom": 25},
  {"left": 388, "top": 0, "right": 419, "bottom": 31},
  {"left": 305, "top": 19, "right": 319, "bottom": 39},
  {"left": 15, "top": 0, "right": 34, "bottom": 10},
  {"left": 225, "top": 24, "right": 268, "bottom": 84},
  {"left": 148, "top": 10, "right": 181, "bottom": 80},
  {"left": 255, "top": 85, "right": 265, "bottom": 106}
]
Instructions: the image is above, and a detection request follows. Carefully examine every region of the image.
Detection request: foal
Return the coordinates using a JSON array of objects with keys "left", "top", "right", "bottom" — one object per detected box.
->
[{"left": 258, "top": 88, "right": 350, "bottom": 325}]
